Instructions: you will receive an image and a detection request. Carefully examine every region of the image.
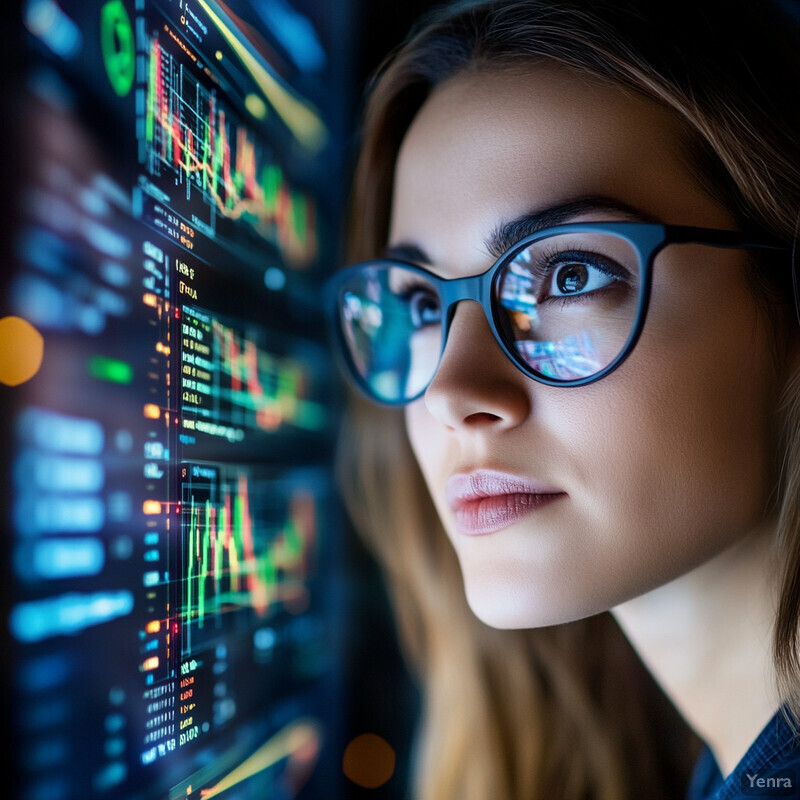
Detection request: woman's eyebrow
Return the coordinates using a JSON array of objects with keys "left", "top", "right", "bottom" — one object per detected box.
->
[
  {"left": 381, "top": 242, "right": 431, "bottom": 264},
  {"left": 485, "top": 196, "right": 659, "bottom": 259},
  {"left": 382, "top": 196, "right": 657, "bottom": 266}
]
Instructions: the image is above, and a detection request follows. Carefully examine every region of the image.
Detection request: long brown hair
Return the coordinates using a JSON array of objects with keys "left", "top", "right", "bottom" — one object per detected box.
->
[{"left": 336, "top": 1, "right": 800, "bottom": 798}]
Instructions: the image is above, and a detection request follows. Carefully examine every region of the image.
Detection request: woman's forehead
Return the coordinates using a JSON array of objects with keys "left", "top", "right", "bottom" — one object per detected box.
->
[{"left": 388, "top": 67, "right": 734, "bottom": 274}]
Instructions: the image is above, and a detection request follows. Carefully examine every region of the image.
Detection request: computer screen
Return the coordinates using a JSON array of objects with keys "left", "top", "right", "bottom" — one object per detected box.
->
[{"left": 3, "top": 1, "right": 352, "bottom": 797}]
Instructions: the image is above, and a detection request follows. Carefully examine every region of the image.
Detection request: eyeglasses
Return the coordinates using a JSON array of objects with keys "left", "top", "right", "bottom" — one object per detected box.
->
[{"left": 326, "top": 221, "right": 790, "bottom": 406}]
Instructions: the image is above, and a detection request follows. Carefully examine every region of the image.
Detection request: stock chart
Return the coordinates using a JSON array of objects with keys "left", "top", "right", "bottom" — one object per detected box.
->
[{"left": 4, "top": 1, "right": 349, "bottom": 798}]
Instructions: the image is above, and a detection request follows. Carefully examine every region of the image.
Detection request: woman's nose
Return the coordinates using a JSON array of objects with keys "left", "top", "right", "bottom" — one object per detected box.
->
[{"left": 423, "top": 301, "right": 532, "bottom": 430}]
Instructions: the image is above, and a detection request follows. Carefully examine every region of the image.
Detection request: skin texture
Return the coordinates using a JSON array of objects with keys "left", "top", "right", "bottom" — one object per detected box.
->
[{"left": 390, "top": 66, "right": 797, "bottom": 775}]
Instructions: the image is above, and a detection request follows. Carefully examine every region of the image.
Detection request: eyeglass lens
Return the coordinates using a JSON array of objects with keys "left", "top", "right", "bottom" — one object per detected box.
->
[{"left": 337, "top": 231, "right": 643, "bottom": 403}]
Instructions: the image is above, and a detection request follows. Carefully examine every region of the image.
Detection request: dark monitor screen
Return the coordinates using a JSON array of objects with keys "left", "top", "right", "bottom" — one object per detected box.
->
[{"left": 3, "top": 1, "right": 352, "bottom": 798}]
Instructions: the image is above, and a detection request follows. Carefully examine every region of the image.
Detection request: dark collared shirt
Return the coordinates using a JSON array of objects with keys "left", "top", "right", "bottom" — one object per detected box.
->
[{"left": 686, "top": 705, "right": 800, "bottom": 799}]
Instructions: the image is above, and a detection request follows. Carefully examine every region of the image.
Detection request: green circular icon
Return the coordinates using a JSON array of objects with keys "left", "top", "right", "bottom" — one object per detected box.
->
[{"left": 101, "top": 0, "right": 135, "bottom": 97}]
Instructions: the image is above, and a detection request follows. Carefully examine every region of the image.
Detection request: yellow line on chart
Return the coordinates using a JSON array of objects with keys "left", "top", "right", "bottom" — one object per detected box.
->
[
  {"left": 197, "top": 0, "right": 328, "bottom": 153},
  {"left": 198, "top": 718, "right": 321, "bottom": 799}
]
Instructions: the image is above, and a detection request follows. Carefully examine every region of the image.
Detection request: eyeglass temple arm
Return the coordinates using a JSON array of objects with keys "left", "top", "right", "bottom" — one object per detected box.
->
[
  {"left": 665, "top": 224, "right": 800, "bottom": 327},
  {"left": 664, "top": 224, "right": 789, "bottom": 251}
]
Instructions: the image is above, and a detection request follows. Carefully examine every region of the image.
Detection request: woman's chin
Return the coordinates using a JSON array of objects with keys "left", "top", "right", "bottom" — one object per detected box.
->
[{"left": 462, "top": 575, "right": 603, "bottom": 630}]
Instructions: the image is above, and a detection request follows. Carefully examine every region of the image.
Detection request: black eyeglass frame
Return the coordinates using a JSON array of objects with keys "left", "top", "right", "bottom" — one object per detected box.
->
[{"left": 326, "top": 221, "right": 792, "bottom": 407}]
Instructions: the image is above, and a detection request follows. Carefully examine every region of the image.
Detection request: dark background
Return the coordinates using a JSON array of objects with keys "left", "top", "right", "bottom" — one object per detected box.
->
[{"left": 338, "top": 5, "right": 443, "bottom": 798}]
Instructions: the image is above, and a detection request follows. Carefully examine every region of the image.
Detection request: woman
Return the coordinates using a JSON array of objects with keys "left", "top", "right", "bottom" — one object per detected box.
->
[{"left": 329, "top": 0, "right": 800, "bottom": 797}]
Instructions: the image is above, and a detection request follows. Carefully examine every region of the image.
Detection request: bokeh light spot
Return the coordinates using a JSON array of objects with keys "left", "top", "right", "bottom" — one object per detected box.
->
[
  {"left": 245, "top": 92, "right": 268, "bottom": 120},
  {"left": 342, "top": 733, "right": 395, "bottom": 789},
  {"left": 0, "top": 316, "right": 45, "bottom": 386}
]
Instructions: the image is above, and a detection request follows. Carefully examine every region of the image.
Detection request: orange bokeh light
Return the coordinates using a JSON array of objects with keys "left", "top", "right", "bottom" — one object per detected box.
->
[
  {"left": 342, "top": 733, "right": 395, "bottom": 789},
  {"left": 0, "top": 316, "right": 44, "bottom": 386}
]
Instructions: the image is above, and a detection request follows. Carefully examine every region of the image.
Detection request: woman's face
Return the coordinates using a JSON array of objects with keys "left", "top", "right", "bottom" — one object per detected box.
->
[{"left": 390, "top": 66, "right": 790, "bottom": 629}]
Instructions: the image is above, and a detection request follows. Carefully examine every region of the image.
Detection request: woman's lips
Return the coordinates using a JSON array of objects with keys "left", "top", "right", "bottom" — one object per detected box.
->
[{"left": 445, "top": 469, "right": 566, "bottom": 535}]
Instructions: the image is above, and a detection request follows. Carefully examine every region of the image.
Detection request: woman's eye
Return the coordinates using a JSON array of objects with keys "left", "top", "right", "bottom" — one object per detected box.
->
[
  {"left": 544, "top": 257, "right": 619, "bottom": 300},
  {"left": 407, "top": 289, "right": 441, "bottom": 328}
]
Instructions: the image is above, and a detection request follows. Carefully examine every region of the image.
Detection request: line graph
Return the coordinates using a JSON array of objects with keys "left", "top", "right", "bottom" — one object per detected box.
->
[
  {"left": 179, "top": 465, "right": 317, "bottom": 655},
  {"left": 166, "top": 717, "right": 322, "bottom": 800},
  {"left": 144, "top": 32, "right": 317, "bottom": 267},
  {"left": 209, "top": 317, "right": 316, "bottom": 433},
  {"left": 197, "top": 718, "right": 320, "bottom": 799}
]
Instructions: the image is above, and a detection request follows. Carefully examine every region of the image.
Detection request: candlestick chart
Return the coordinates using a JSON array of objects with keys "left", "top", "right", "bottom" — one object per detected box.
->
[
  {"left": 180, "top": 465, "right": 317, "bottom": 656},
  {"left": 180, "top": 306, "right": 326, "bottom": 440},
  {"left": 144, "top": 33, "right": 317, "bottom": 267}
]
